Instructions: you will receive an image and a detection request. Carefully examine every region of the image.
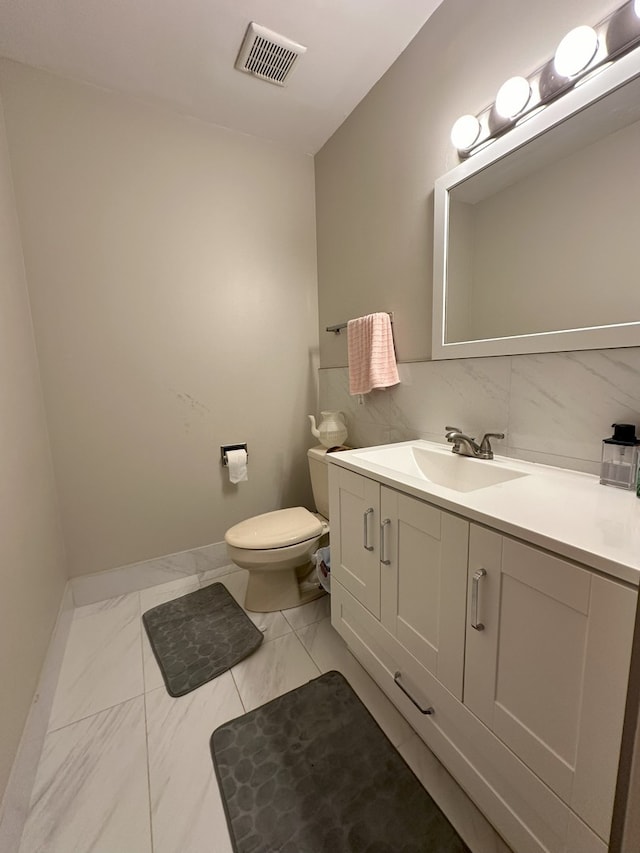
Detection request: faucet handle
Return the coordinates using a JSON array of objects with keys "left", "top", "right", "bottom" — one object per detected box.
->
[
  {"left": 479, "top": 432, "right": 505, "bottom": 458},
  {"left": 446, "top": 426, "right": 476, "bottom": 442},
  {"left": 445, "top": 426, "right": 462, "bottom": 445}
]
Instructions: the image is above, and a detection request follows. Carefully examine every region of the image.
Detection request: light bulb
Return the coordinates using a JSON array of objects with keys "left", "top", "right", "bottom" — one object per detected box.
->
[
  {"left": 495, "top": 76, "right": 531, "bottom": 118},
  {"left": 554, "top": 26, "right": 599, "bottom": 77},
  {"left": 450, "top": 115, "right": 481, "bottom": 151}
]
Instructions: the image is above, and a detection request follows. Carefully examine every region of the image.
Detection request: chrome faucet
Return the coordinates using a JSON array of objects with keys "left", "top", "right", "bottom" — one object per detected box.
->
[{"left": 445, "top": 426, "right": 505, "bottom": 460}]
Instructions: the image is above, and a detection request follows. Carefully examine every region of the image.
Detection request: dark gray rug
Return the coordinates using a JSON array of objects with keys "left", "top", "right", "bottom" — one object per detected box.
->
[
  {"left": 211, "top": 670, "right": 471, "bottom": 853},
  {"left": 142, "top": 583, "right": 263, "bottom": 697}
]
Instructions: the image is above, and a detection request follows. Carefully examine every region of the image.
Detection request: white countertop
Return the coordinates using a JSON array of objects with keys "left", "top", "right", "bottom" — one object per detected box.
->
[{"left": 327, "top": 440, "right": 640, "bottom": 587}]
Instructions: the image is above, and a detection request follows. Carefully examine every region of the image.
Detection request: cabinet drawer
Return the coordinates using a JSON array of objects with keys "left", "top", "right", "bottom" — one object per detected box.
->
[{"left": 332, "top": 578, "right": 571, "bottom": 853}]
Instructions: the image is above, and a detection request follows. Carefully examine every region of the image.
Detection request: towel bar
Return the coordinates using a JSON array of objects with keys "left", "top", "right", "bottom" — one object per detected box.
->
[{"left": 326, "top": 312, "right": 394, "bottom": 334}]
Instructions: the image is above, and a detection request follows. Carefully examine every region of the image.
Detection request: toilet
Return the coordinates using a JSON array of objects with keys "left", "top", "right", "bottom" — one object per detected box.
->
[{"left": 225, "top": 446, "right": 332, "bottom": 612}]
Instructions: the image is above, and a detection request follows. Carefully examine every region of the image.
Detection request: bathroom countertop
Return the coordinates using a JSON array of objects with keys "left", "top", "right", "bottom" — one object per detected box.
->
[{"left": 327, "top": 440, "right": 640, "bottom": 587}]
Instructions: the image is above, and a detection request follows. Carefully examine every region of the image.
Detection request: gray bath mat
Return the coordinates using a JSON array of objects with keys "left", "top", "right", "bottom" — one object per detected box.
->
[
  {"left": 211, "top": 670, "right": 471, "bottom": 853},
  {"left": 142, "top": 583, "right": 263, "bottom": 697}
]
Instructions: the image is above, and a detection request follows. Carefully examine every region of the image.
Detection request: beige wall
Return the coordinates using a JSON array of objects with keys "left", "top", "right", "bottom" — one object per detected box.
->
[
  {"left": 0, "top": 92, "right": 67, "bottom": 799},
  {"left": 0, "top": 60, "right": 319, "bottom": 577},
  {"left": 315, "top": 0, "right": 622, "bottom": 367}
]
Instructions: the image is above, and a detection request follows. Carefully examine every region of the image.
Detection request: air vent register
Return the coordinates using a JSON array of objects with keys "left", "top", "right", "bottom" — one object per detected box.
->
[{"left": 235, "top": 22, "right": 306, "bottom": 87}]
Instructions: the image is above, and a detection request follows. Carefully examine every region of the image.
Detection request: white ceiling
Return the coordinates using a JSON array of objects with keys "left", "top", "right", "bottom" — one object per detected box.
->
[{"left": 0, "top": 0, "right": 444, "bottom": 154}]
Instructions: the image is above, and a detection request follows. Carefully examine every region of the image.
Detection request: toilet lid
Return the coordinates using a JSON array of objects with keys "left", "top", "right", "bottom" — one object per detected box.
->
[{"left": 225, "top": 507, "right": 324, "bottom": 550}]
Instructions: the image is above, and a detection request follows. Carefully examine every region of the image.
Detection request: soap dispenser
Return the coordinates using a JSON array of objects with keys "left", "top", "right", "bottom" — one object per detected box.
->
[{"left": 600, "top": 423, "right": 640, "bottom": 489}]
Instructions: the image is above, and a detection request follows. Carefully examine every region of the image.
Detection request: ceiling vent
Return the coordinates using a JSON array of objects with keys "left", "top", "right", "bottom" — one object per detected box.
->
[{"left": 235, "top": 23, "right": 306, "bottom": 87}]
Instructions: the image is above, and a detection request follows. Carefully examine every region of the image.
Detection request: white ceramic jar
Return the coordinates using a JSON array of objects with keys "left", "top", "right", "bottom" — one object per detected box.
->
[{"left": 308, "top": 411, "right": 348, "bottom": 448}]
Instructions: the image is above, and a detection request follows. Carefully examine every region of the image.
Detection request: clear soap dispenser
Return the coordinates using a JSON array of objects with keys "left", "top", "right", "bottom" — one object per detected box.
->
[{"left": 600, "top": 423, "right": 640, "bottom": 489}]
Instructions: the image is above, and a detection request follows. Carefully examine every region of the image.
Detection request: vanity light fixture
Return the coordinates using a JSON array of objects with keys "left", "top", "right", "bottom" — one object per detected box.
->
[
  {"left": 495, "top": 76, "right": 531, "bottom": 118},
  {"left": 608, "top": 0, "right": 640, "bottom": 56},
  {"left": 451, "top": 0, "right": 640, "bottom": 157},
  {"left": 554, "top": 26, "right": 599, "bottom": 77},
  {"left": 450, "top": 114, "right": 481, "bottom": 151}
]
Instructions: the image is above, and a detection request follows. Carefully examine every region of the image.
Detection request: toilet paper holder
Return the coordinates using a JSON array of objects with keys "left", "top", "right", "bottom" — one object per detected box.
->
[{"left": 221, "top": 443, "right": 248, "bottom": 466}]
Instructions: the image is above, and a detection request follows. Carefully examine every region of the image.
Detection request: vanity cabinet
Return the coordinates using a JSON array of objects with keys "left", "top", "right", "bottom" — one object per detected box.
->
[
  {"left": 329, "top": 467, "right": 382, "bottom": 618},
  {"left": 328, "top": 464, "right": 637, "bottom": 853},
  {"left": 330, "top": 466, "right": 469, "bottom": 699},
  {"left": 464, "top": 526, "right": 635, "bottom": 843}
]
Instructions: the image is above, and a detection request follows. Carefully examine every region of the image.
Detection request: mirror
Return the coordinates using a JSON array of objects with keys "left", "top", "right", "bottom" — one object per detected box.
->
[{"left": 432, "top": 50, "right": 640, "bottom": 359}]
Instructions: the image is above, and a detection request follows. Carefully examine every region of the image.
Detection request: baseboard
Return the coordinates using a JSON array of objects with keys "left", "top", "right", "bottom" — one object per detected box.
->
[{"left": 0, "top": 582, "right": 74, "bottom": 851}]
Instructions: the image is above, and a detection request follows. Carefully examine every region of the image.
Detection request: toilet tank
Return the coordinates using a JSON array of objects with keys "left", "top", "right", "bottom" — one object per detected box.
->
[{"left": 307, "top": 446, "right": 330, "bottom": 518}]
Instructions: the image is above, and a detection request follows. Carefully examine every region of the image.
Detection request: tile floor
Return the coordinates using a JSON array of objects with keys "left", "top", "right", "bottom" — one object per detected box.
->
[{"left": 17, "top": 566, "right": 512, "bottom": 853}]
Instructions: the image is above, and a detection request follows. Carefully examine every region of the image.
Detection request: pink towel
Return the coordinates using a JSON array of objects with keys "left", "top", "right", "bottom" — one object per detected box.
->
[{"left": 347, "top": 313, "right": 400, "bottom": 395}]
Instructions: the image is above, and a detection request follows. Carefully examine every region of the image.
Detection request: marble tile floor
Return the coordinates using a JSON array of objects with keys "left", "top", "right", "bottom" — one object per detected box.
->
[{"left": 17, "top": 566, "right": 513, "bottom": 853}]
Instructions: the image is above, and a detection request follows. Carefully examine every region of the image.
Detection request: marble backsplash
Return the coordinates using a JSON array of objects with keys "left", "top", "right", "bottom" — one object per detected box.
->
[{"left": 319, "top": 347, "right": 640, "bottom": 476}]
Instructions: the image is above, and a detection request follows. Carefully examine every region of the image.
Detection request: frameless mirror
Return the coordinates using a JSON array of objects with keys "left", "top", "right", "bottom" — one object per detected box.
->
[{"left": 432, "top": 49, "right": 640, "bottom": 359}]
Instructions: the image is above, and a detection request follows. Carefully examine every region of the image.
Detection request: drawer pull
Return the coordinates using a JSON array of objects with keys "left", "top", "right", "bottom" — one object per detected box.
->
[
  {"left": 394, "top": 671, "right": 434, "bottom": 715},
  {"left": 380, "top": 518, "right": 392, "bottom": 565},
  {"left": 471, "top": 568, "right": 487, "bottom": 631},
  {"left": 363, "top": 507, "right": 374, "bottom": 551}
]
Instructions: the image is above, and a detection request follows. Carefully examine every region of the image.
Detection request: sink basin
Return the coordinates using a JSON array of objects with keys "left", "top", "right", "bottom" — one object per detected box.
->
[{"left": 353, "top": 443, "right": 529, "bottom": 493}]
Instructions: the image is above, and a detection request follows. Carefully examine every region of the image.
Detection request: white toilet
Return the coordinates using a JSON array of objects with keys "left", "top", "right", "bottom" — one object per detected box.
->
[{"left": 225, "top": 446, "right": 331, "bottom": 612}]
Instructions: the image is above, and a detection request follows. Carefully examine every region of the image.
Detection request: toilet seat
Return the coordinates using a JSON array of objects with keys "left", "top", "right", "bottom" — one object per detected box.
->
[{"left": 225, "top": 507, "right": 323, "bottom": 551}]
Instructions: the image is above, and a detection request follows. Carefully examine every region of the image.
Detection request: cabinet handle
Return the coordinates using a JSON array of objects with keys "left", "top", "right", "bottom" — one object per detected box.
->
[
  {"left": 394, "top": 671, "right": 434, "bottom": 715},
  {"left": 471, "top": 568, "right": 487, "bottom": 631},
  {"left": 380, "top": 518, "right": 392, "bottom": 565},
  {"left": 363, "top": 507, "right": 374, "bottom": 551}
]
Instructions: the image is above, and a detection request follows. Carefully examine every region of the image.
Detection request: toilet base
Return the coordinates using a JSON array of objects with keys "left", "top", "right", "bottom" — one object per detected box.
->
[{"left": 244, "top": 564, "right": 326, "bottom": 613}]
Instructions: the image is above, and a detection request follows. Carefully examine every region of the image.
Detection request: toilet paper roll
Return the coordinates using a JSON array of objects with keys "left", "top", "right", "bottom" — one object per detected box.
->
[{"left": 227, "top": 448, "right": 248, "bottom": 484}]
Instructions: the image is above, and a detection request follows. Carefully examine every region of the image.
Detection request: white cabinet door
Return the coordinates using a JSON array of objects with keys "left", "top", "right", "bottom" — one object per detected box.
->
[
  {"left": 329, "top": 466, "right": 381, "bottom": 618},
  {"left": 464, "top": 525, "right": 636, "bottom": 841},
  {"left": 380, "top": 487, "right": 469, "bottom": 699}
]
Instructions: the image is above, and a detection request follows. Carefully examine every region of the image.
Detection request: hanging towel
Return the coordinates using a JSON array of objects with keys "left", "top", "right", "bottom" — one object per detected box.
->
[{"left": 347, "top": 313, "right": 400, "bottom": 396}]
